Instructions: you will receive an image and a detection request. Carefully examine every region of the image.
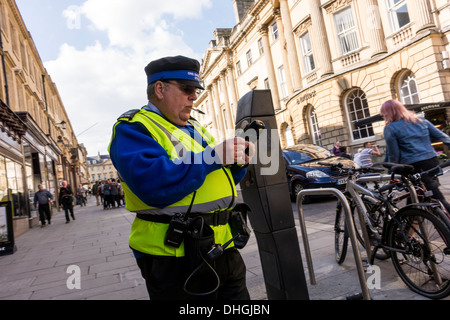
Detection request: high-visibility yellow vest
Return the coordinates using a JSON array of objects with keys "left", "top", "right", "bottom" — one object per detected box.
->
[{"left": 109, "top": 108, "right": 237, "bottom": 256}]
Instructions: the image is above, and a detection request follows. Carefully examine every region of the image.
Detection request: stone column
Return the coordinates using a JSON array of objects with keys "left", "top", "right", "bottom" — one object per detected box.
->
[
  {"left": 407, "top": 0, "right": 435, "bottom": 34},
  {"left": 274, "top": 9, "right": 293, "bottom": 96},
  {"left": 206, "top": 85, "right": 218, "bottom": 133},
  {"left": 259, "top": 25, "right": 281, "bottom": 110},
  {"left": 359, "top": 0, "right": 387, "bottom": 57},
  {"left": 226, "top": 65, "right": 238, "bottom": 126},
  {"left": 279, "top": 0, "right": 302, "bottom": 91},
  {"left": 308, "top": 0, "right": 333, "bottom": 77},
  {"left": 210, "top": 82, "right": 224, "bottom": 141},
  {"left": 219, "top": 70, "right": 233, "bottom": 135}
]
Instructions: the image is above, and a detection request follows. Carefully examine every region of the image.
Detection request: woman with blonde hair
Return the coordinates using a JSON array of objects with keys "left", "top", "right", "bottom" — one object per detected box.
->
[{"left": 380, "top": 99, "right": 450, "bottom": 212}]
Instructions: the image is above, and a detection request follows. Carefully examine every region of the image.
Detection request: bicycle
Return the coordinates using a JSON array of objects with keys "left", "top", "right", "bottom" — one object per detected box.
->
[
  {"left": 334, "top": 166, "right": 392, "bottom": 264},
  {"left": 328, "top": 161, "right": 450, "bottom": 299},
  {"left": 379, "top": 161, "right": 450, "bottom": 228},
  {"left": 335, "top": 160, "right": 450, "bottom": 264}
]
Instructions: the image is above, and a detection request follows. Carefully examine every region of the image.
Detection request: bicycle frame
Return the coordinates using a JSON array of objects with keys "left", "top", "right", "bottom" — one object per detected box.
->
[{"left": 345, "top": 173, "right": 388, "bottom": 261}]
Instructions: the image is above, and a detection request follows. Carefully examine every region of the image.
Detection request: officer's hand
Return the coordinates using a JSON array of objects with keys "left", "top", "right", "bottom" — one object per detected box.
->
[{"left": 214, "top": 137, "right": 255, "bottom": 165}]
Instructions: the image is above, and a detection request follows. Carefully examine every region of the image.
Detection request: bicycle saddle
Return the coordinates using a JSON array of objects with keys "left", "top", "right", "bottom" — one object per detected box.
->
[{"left": 382, "top": 162, "right": 415, "bottom": 175}]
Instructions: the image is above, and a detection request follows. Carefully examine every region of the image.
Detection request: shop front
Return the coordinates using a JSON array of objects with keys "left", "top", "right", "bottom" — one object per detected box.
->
[
  {"left": 0, "top": 101, "right": 27, "bottom": 238},
  {"left": 17, "top": 112, "right": 61, "bottom": 227}
]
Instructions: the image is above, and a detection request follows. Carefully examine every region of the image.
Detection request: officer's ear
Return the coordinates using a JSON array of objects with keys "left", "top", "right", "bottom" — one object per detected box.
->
[{"left": 154, "top": 81, "right": 167, "bottom": 100}]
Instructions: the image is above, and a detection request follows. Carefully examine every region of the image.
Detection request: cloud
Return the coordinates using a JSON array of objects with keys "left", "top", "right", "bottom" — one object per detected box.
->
[{"left": 45, "top": 0, "right": 212, "bottom": 156}]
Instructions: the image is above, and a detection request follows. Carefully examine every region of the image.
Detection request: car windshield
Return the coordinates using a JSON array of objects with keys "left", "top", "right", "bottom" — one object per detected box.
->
[{"left": 284, "top": 145, "right": 332, "bottom": 165}]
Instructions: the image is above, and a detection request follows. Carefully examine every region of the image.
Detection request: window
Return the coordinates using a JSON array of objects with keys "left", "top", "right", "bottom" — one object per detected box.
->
[
  {"left": 271, "top": 21, "right": 279, "bottom": 41},
  {"left": 278, "top": 65, "right": 288, "bottom": 98},
  {"left": 346, "top": 89, "right": 374, "bottom": 140},
  {"left": 308, "top": 107, "right": 322, "bottom": 146},
  {"left": 386, "top": 0, "right": 410, "bottom": 31},
  {"left": 299, "top": 32, "right": 315, "bottom": 73},
  {"left": 236, "top": 61, "right": 242, "bottom": 76},
  {"left": 246, "top": 49, "right": 253, "bottom": 66},
  {"left": 334, "top": 7, "right": 359, "bottom": 55},
  {"left": 285, "top": 125, "right": 294, "bottom": 147},
  {"left": 222, "top": 108, "right": 228, "bottom": 129},
  {"left": 399, "top": 71, "right": 420, "bottom": 104},
  {"left": 258, "top": 38, "right": 264, "bottom": 55},
  {"left": 264, "top": 78, "right": 270, "bottom": 89}
]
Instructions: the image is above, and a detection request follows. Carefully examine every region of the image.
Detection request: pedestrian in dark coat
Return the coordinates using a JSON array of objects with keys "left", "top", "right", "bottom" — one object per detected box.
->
[
  {"left": 59, "top": 180, "right": 75, "bottom": 223},
  {"left": 34, "top": 184, "right": 53, "bottom": 227}
]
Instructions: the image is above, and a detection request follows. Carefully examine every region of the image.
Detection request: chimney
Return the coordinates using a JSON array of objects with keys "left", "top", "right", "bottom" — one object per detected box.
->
[{"left": 233, "top": 0, "right": 255, "bottom": 23}]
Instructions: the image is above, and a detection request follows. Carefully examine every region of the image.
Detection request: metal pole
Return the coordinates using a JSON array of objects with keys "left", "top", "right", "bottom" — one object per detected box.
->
[
  {"left": 296, "top": 194, "right": 316, "bottom": 285},
  {"left": 297, "top": 188, "right": 371, "bottom": 300}
]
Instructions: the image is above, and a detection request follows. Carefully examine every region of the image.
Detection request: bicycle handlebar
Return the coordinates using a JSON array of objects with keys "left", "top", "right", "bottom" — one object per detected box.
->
[
  {"left": 317, "top": 161, "right": 385, "bottom": 174},
  {"left": 439, "top": 159, "right": 450, "bottom": 169},
  {"left": 377, "top": 181, "right": 403, "bottom": 193},
  {"left": 377, "top": 159, "right": 450, "bottom": 193}
]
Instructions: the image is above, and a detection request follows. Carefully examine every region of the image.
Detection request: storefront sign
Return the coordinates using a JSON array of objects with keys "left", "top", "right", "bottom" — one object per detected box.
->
[{"left": 296, "top": 90, "right": 316, "bottom": 104}]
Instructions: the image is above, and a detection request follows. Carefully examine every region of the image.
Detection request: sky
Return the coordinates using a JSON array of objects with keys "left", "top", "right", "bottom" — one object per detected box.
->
[{"left": 15, "top": 0, "right": 237, "bottom": 157}]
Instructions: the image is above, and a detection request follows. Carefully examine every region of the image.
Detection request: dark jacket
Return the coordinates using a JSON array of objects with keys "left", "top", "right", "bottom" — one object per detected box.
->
[
  {"left": 59, "top": 185, "right": 74, "bottom": 206},
  {"left": 34, "top": 189, "right": 53, "bottom": 207}
]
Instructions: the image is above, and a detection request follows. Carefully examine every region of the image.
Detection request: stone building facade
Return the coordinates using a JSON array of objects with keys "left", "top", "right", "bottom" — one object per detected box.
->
[
  {"left": 0, "top": 0, "right": 88, "bottom": 236},
  {"left": 87, "top": 154, "right": 119, "bottom": 184},
  {"left": 195, "top": 0, "right": 450, "bottom": 160}
]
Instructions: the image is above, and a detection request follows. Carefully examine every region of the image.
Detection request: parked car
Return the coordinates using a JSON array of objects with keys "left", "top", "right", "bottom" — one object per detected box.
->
[{"left": 283, "top": 144, "right": 357, "bottom": 202}]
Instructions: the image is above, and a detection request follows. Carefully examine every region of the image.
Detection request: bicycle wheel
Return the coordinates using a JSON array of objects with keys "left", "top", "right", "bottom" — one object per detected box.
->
[
  {"left": 351, "top": 197, "right": 390, "bottom": 260},
  {"left": 387, "top": 208, "right": 450, "bottom": 299},
  {"left": 335, "top": 201, "right": 348, "bottom": 264}
]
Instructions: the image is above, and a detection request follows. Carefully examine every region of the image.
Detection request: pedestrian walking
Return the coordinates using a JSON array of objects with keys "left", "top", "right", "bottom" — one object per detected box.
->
[
  {"left": 380, "top": 99, "right": 450, "bottom": 213},
  {"left": 92, "top": 181, "right": 101, "bottom": 206},
  {"left": 103, "top": 179, "right": 111, "bottom": 210},
  {"left": 99, "top": 181, "right": 104, "bottom": 205},
  {"left": 109, "top": 178, "right": 119, "bottom": 208},
  {"left": 109, "top": 55, "right": 255, "bottom": 300},
  {"left": 34, "top": 184, "right": 53, "bottom": 227},
  {"left": 59, "top": 180, "right": 75, "bottom": 223},
  {"left": 77, "top": 184, "right": 87, "bottom": 206}
]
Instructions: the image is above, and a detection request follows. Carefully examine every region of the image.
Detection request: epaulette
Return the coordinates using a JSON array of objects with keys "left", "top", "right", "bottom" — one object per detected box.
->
[{"left": 117, "top": 108, "right": 141, "bottom": 121}]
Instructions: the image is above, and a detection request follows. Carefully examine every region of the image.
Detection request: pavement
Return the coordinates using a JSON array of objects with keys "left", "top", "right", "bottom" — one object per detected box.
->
[{"left": 0, "top": 172, "right": 450, "bottom": 301}]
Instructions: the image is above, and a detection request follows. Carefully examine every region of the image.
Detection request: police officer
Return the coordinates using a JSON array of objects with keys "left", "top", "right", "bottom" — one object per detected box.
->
[{"left": 109, "top": 55, "right": 255, "bottom": 300}]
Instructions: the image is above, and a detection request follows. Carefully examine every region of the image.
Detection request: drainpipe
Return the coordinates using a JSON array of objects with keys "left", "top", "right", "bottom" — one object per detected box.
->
[
  {"left": 42, "top": 74, "right": 51, "bottom": 136},
  {"left": 0, "top": 30, "right": 10, "bottom": 106}
]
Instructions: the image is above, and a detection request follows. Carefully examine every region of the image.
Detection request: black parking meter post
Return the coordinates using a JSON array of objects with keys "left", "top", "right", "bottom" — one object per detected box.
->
[{"left": 236, "top": 90, "right": 309, "bottom": 300}]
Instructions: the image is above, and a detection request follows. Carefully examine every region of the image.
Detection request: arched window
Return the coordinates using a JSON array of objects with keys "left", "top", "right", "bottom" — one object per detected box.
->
[
  {"left": 308, "top": 106, "right": 322, "bottom": 146},
  {"left": 285, "top": 125, "right": 294, "bottom": 147},
  {"left": 346, "top": 89, "right": 374, "bottom": 140},
  {"left": 399, "top": 71, "right": 420, "bottom": 104}
]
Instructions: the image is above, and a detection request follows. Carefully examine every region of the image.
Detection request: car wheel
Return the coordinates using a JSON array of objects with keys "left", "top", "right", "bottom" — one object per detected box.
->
[{"left": 292, "top": 181, "right": 310, "bottom": 203}]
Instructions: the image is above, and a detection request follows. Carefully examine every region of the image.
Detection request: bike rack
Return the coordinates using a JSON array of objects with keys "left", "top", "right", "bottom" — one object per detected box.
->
[{"left": 296, "top": 188, "right": 371, "bottom": 300}]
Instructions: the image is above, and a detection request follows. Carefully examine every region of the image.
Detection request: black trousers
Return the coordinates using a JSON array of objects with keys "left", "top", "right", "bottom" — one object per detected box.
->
[
  {"left": 136, "top": 248, "right": 250, "bottom": 300},
  {"left": 411, "top": 157, "right": 450, "bottom": 213},
  {"left": 63, "top": 203, "right": 75, "bottom": 222},
  {"left": 38, "top": 203, "right": 51, "bottom": 224}
]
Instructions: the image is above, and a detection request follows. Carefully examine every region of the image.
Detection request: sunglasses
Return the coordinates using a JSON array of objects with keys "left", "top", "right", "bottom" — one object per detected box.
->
[{"left": 163, "top": 81, "right": 202, "bottom": 96}]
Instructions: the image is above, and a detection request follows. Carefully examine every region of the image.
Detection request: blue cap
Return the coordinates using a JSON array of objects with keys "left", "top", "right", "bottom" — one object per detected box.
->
[{"left": 145, "top": 55, "right": 204, "bottom": 89}]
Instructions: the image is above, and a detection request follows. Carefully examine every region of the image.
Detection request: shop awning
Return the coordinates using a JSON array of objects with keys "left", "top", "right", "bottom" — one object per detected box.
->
[
  {"left": 354, "top": 101, "right": 450, "bottom": 127},
  {"left": 0, "top": 99, "right": 27, "bottom": 141}
]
